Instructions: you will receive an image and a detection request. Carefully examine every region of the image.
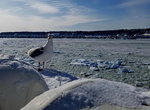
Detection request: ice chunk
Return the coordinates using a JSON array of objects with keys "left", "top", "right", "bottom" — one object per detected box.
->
[
  {"left": 142, "top": 62, "right": 150, "bottom": 65},
  {"left": 0, "top": 54, "right": 15, "bottom": 60},
  {"left": 148, "top": 66, "right": 150, "bottom": 70},
  {"left": 90, "top": 66, "right": 99, "bottom": 71},
  {"left": 102, "top": 60, "right": 122, "bottom": 69},
  {"left": 70, "top": 59, "right": 91, "bottom": 66},
  {"left": 118, "top": 67, "right": 134, "bottom": 73}
]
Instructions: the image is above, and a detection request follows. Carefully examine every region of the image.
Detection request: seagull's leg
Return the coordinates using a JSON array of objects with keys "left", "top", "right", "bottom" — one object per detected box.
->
[
  {"left": 38, "top": 62, "right": 43, "bottom": 71},
  {"left": 43, "top": 62, "right": 45, "bottom": 69},
  {"left": 38, "top": 62, "right": 41, "bottom": 69}
]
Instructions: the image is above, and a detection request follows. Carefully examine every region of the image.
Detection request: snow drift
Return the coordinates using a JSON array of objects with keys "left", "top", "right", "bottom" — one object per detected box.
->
[
  {"left": 21, "top": 79, "right": 150, "bottom": 110},
  {"left": 40, "top": 69, "right": 78, "bottom": 89},
  {"left": 0, "top": 58, "right": 48, "bottom": 110}
]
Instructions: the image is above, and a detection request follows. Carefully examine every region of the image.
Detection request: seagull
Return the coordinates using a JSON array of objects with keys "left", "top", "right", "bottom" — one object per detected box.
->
[{"left": 28, "top": 34, "right": 53, "bottom": 71}]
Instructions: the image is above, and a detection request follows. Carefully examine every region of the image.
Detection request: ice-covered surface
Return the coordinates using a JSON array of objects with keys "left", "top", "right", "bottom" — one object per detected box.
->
[
  {"left": 21, "top": 79, "right": 150, "bottom": 110},
  {"left": 0, "top": 38, "right": 150, "bottom": 110},
  {"left": 0, "top": 38, "right": 150, "bottom": 89},
  {"left": 40, "top": 69, "right": 78, "bottom": 89},
  {"left": 70, "top": 59, "right": 92, "bottom": 66},
  {"left": 70, "top": 58, "right": 134, "bottom": 72},
  {"left": 0, "top": 58, "right": 48, "bottom": 110}
]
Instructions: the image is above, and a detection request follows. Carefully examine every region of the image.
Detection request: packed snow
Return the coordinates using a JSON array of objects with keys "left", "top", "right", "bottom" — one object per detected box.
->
[
  {"left": 22, "top": 79, "right": 150, "bottom": 110},
  {"left": 40, "top": 69, "right": 78, "bottom": 89},
  {"left": 0, "top": 57, "right": 48, "bottom": 110}
]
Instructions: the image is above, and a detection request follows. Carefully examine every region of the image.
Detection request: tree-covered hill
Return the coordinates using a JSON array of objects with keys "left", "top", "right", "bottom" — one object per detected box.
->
[{"left": 0, "top": 28, "right": 149, "bottom": 39}]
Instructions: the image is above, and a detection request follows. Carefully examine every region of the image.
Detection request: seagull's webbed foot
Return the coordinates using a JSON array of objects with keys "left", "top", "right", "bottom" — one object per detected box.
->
[
  {"left": 38, "top": 68, "right": 43, "bottom": 71},
  {"left": 38, "top": 62, "right": 43, "bottom": 71}
]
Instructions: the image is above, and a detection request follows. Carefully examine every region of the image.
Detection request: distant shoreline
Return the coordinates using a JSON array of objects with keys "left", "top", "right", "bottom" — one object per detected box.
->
[{"left": 0, "top": 28, "right": 149, "bottom": 39}]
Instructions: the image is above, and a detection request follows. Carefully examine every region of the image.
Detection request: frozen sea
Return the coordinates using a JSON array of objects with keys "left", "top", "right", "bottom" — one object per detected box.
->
[{"left": 0, "top": 38, "right": 150, "bottom": 89}]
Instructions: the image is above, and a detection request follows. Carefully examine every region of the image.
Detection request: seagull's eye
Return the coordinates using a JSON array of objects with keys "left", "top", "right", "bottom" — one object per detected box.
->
[{"left": 41, "top": 47, "right": 44, "bottom": 50}]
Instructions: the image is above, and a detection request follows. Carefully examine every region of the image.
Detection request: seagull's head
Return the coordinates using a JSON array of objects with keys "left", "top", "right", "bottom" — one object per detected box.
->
[{"left": 48, "top": 34, "right": 53, "bottom": 41}]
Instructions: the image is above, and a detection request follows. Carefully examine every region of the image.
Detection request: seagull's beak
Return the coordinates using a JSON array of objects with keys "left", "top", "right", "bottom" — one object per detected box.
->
[{"left": 48, "top": 36, "right": 53, "bottom": 40}]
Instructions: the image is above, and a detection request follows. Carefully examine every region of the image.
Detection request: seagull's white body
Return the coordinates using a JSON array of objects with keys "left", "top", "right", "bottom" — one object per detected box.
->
[
  {"left": 28, "top": 39, "right": 53, "bottom": 61},
  {"left": 27, "top": 37, "right": 53, "bottom": 70}
]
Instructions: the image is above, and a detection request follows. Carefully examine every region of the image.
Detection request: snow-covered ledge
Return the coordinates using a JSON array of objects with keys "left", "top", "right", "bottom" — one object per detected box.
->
[
  {"left": 0, "top": 58, "right": 48, "bottom": 110},
  {"left": 21, "top": 79, "right": 150, "bottom": 110}
]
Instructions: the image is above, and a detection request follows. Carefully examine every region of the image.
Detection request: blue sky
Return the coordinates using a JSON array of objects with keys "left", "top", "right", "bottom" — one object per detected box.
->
[{"left": 0, "top": 0, "right": 149, "bottom": 32}]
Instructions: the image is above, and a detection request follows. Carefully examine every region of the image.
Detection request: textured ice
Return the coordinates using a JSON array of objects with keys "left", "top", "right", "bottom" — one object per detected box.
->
[
  {"left": 89, "top": 66, "right": 99, "bottom": 71},
  {"left": 0, "top": 38, "right": 150, "bottom": 110},
  {"left": 118, "top": 67, "right": 134, "bottom": 73},
  {"left": 71, "top": 59, "right": 124, "bottom": 70},
  {"left": 70, "top": 59, "right": 91, "bottom": 66},
  {"left": 0, "top": 38, "right": 150, "bottom": 87},
  {"left": 0, "top": 54, "right": 15, "bottom": 59}
]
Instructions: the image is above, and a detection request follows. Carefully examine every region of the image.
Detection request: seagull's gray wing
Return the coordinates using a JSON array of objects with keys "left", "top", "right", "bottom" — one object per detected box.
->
[{"left": 28, "top": 47, "right": 44, "bottom": 58}]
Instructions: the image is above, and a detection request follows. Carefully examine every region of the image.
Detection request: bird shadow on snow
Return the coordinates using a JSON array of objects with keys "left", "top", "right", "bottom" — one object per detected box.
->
[{"left": 40, "top": 68, "right": 78, "bottom": 81}]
